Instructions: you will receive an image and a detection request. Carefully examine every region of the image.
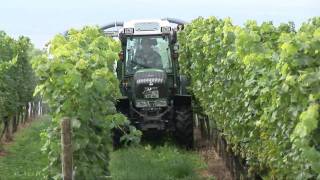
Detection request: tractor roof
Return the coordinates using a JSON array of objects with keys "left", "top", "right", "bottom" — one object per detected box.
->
[{"left": 122, "top": 19, "right": 171, "bottom": 35}]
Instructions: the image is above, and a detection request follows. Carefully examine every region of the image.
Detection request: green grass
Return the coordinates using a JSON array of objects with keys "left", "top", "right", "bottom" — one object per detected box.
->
[
  {"left": 0, "top": 118, "right": 209, "bottom": 180},
  {"left": 109, "top": 145, "right": 206, "bottom": 180},
  {"left": 0, "top": 117, "right": 49, "bottom": 180}
]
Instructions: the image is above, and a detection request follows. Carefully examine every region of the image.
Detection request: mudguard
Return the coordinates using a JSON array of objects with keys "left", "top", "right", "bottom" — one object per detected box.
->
[
  {"left": 173, "top": 95, "right": 192, "bottom": 107},
  {"left": 116, "top": 97, "right": 130, "bottom": 115}
]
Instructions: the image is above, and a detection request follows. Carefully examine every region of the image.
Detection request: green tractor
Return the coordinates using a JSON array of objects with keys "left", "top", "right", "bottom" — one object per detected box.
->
[{"left": 101, "top": 18, "right": 193, "bottom": 148}]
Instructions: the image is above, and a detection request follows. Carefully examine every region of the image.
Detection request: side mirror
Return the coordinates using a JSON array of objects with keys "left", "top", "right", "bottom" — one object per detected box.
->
[
  {"left": 173, "top": 44, "right": 179, "bottom": 59},
  {"left": 171, "top": 31, "right": 177, "bottom": 43},
  {"left": 177, "top": 24, "right": 184, "bottom": 31},
  {"left": 119, "top": 33, "right": 126, "bottom": 45},
  {"left": 118, "top": 51, "right": 124, "bottom": 61}
]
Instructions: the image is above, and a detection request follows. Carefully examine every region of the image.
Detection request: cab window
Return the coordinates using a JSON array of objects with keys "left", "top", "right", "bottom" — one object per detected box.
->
[{"left": 125, "top": 36, "right": 172, "bottom": 75}]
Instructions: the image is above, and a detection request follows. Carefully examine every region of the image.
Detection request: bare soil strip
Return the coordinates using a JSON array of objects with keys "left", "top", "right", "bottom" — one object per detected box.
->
[{"left": 195, "top": 128, "right": 233, "bottom": 180}]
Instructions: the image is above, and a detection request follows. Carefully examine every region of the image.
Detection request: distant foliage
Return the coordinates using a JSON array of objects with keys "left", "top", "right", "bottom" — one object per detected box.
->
[
  {"left": 179, "top": 17, "right": 320, "bottom": 179},
  {"left": 0, "top": 31, "right": 37, "bottom": 139}
]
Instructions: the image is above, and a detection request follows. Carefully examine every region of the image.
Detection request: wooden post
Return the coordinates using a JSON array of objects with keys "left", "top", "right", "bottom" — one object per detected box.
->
[{"left": 61, "top": 117, "right": 73, "bottom": 180}]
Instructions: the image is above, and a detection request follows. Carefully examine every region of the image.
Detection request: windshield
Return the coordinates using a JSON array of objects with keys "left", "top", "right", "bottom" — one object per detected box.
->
[{"left": 125, "top": 36, "right": 172, "bottom": 75}]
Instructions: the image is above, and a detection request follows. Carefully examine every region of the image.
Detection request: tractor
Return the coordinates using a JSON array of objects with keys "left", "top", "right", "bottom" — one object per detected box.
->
[{"left": 101, "top": 18, "right": 194, "bottom": 148}]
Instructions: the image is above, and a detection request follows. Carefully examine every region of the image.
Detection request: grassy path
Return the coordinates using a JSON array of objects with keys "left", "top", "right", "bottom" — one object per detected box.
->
[
  {"left": 109, "top": 145, "right": 209, "bottom": 180},
  {"left": 0, "top": 117, "right": 215, "bottom": 180},
  {"left": 0, "top": 117, "right": 49, "bottom": 180}
]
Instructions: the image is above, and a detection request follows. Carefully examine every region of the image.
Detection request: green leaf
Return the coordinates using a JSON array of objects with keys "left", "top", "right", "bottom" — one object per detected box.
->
[{"left": 72, "top": 119, "right": 81, "bottom": 129}]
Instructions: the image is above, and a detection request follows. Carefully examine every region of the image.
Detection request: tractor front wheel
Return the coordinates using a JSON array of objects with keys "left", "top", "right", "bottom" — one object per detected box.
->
[{"left": 175, "top": 106, "right": 194, "bottom": 149}]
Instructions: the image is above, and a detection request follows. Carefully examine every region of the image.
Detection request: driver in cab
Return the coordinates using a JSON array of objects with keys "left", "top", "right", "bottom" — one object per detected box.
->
[{"left": 134, "top": 38, "right": 163, "bottom": 69}]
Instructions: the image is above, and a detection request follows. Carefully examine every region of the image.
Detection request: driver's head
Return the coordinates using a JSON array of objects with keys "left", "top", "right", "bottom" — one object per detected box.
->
[{"left": 141, "top": 38, "right": 156, "bottom": 48}]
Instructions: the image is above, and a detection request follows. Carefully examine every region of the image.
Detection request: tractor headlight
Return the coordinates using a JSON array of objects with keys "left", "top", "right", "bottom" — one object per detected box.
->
[
  {"left": 154, "top": 99, "right": 167, "bottom": 107},
  {"left": 135, "top": 100, "right": 149, "bottom": 108}
]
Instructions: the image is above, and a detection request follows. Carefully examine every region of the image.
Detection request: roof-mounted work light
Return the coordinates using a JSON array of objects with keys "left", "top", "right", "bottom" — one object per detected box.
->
[
  {"left": 161, "top": 26, "right": 171, "bottom": 34},
  {"left": 124, "top": 28, "right": 134, "bottom": 35}
]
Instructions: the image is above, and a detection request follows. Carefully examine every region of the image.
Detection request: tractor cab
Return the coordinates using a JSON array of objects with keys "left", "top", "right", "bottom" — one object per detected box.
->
[
  {"left": 101, "top": 19, "right": 193, "bottom": 148},
  {"left": 117, "top": 20, "right": 177, "bottom": 103}
]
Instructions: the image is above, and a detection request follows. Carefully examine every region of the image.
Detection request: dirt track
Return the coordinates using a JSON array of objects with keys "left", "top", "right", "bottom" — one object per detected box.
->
[{"left": 195, "top": 128, "right": 233, "bottom": 180}]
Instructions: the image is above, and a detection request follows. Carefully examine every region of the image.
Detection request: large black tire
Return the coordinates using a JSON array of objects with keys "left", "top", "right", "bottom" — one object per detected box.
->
[
  {"left": 112, "top": 125, "right": 132, "bottom": 150},
  {"left": 112, "top": 128, "right": 123, "bottom": 150},
  {"left": 175, "top": 107, "right": 194, "bottom": 149}
]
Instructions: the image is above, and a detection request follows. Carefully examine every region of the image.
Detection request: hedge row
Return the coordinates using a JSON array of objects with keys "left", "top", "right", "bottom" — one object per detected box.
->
[
  {"left": 179, "top": 17, "right": 320, "bottom": 179},
  {"left": 0, "top": 31, "right": 38, "bottom": 143}
]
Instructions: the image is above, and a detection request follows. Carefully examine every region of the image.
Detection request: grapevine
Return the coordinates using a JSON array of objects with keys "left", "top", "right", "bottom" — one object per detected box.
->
[
  {"left": 32, "top": 26, "right": 140, "bottom": 179},
  {"left": 179, "top": 17, "right": 320, "bottom": 179}
]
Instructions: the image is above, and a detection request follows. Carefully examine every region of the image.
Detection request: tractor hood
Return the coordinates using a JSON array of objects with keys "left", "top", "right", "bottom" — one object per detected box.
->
[{"left": 133, "top": 69, "right": 168, "bottom": 107}]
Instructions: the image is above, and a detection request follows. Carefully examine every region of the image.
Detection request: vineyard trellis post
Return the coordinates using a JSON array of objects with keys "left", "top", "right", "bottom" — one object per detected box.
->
[{"left": 61, "top": 117, "right": 73, "bottom": 180}]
